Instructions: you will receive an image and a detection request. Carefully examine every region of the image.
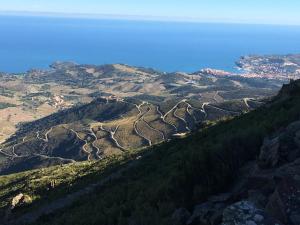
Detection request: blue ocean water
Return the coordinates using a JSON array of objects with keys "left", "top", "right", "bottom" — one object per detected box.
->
[{"left": 1, "top": 15, "right": 300, "bottom": 73}]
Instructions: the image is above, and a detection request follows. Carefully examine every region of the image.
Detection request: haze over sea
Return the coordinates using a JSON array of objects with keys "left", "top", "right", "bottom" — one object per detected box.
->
[{"left": 1, "top": 15, "right": 300, "bottom": 73}]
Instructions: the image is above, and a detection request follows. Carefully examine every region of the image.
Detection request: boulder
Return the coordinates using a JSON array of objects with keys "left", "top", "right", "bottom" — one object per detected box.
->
[
  {"left": 258, "top": 121, "right": 300, "bottom": 169},
  {"left": 222, "top": 201, "right": 282, "bottom": 225},
  {"left": 258, "top": 137, "right": 280, "bottom": 169},
  {"left": 11, "top": 193, "right": 32, "bottom": 210}
]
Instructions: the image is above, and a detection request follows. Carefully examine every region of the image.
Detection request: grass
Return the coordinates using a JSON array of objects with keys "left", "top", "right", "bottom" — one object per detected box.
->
[{"left": 0, "top": 154, "right": 131, "bottom": 217}]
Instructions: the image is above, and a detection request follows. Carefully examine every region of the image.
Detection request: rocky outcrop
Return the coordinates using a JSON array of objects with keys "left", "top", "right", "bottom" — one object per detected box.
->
[
  {"left": 278, "top": 79, "right": 300, "bottom": 99},
  {"left": 186, "top": 193, "right": 234, "bottom": 225},
  {"left": 266, "top": 161, "right": 300, "bottom": 225},
  {"left": 222, "top": 201, "right": 282, "bottom": 225},
  {"left": 174, "top": 119, "right": 300, "bottom": 225},
  {"left": 258, "top": 137, "right": 280, "bottom": 168},
  {"left": 258, "top": 120, "right": 300, "bottom": 170}
]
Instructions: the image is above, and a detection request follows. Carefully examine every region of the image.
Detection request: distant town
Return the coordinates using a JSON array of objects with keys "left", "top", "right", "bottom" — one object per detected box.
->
[{"left": 236, "top": 54, "right": 300, "bottom": 80}]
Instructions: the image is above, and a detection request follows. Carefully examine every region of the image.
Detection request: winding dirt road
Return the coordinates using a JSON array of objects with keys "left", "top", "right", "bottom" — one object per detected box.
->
[
  {"left": 69, "top": 129, "right": 92, "bottom": 161},
  {"left": 156, "top": 106, "right": 178, "bottom": 133},
  {"left": 36, "top": 127, "right": 53, "bottom": 143},
  {"left": 142, "top": 116, "right": 165, "bottom": 142},
  {"left": 99, "top": 124, "right": 127, "bottom": 151},
  {"left": 132, "top": 102, "right": 153, "bottom": 146},
  {"left": 89, "top": 127, "right": 102, "bottom": 159},
  {"left": 174, "top": 107, "right": 191, "bottom": 132}
]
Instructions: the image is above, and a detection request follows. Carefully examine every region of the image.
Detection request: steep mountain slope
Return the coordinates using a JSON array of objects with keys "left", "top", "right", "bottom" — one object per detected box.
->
[{"left": 1, "top": 79, "right": 300, "bottom": 225}]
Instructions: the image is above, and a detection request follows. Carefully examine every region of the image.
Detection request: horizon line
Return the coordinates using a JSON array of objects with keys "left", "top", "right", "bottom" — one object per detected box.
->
[{"left": 0, "top": 10, "right": 300, "bottom": 27}]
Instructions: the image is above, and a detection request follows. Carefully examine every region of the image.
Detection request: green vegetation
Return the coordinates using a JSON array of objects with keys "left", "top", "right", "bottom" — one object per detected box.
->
[
  {"left": 2, "top": 81, "right": 295, "bottom": 224},
  {"left": 0, "top": 154, "right": 132, "bottom": 217}
]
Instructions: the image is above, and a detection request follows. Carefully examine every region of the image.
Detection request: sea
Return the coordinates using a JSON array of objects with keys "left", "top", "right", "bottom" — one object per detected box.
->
[{"left": 1, "top": 15, "right": 300, "bottom": 73}]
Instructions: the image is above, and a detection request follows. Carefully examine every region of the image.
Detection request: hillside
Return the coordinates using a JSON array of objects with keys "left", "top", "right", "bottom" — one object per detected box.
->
[
  {"left": 1, "top": 79, "right": 300, "bottom": 225},
  {"left": 0, "top": 60, "right": 280, "bottom": 147},
  {"left": 0, "top": 92, "right": 264, "bottom": 175},
  {"left": 0, "top": 59, "right": 279, "bottom": 174}
]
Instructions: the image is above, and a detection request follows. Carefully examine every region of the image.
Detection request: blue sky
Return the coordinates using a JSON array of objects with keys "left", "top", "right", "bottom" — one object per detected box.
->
[{"left": 0, "top": 0, "right": 300, "bottom": 25}]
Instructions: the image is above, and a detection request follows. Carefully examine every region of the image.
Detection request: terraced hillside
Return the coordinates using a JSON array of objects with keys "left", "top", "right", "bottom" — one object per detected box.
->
[
  {"left": 0, "top": 93, "right": 265, "bottom": 175},
  {"left": 0, "top": 56, "right": 286, "bottom": 174},
  {"left": 0, "top": 60, "right": 282, "bottom": 144}
]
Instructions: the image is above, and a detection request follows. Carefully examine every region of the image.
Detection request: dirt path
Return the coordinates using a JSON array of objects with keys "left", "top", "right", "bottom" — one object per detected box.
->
[
  {"left": 156, "top": 106, "right": 178, "bottom": 133},
  {"left": 158, "top": 99, "right": 192, "bottom": 133},
  {"left": 0, "top": 148, "right": 14, "bottom": 158},
  {"left": 110, "top": 126, "right": 126, "bottom": 151},
  {"left": 11, "top": 144, "right": 19, "bottom": 158},
  {"left": 139, "top": 104, "right": 166, "bottom": 144},
  {"left": 89, "top": 127, "right": 102, "bottom": 159},
  {"left": 186, "top": 104, "right": 198, "bottom": 123},
  {"left": 121, "top": 99, "right": 180, "bottom": 135},
  {"left": 142, "top": 117, "right": 165, "bottom": 142},
  {"left": 174, "top": 107, "right": 191, "bottom": 132},
  {"left": 69, "top": 128, "right": 92, "bottom": 161},
  {"left": 22, "top": 136, "right": 27, "bottom": 142},
  {"left": 184, "top": 101, "right": 205, "bottom": 123},
  {"left": 163, "top": 100, "right": 186, "bottom": 120},
  {"left": 244, "top": 97, "right": 264, "bottom": 109},
  {"left": 243, "top": 98, "right": 251, "bottom": 108},
  {"left": 99, "top": 124, "right": 127, "bottom": 151},
  {"left": 36, "top": 127, "right": 53, "bottom": 143},
  {"left": 0, "top": 145, "right": 27, "bottom": 159},
  {"left": 201, "top": 102, "right": 210, "bottom": 119},
  {"left": 132, "top": 102, "right": 153, "bottom": 146}
]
